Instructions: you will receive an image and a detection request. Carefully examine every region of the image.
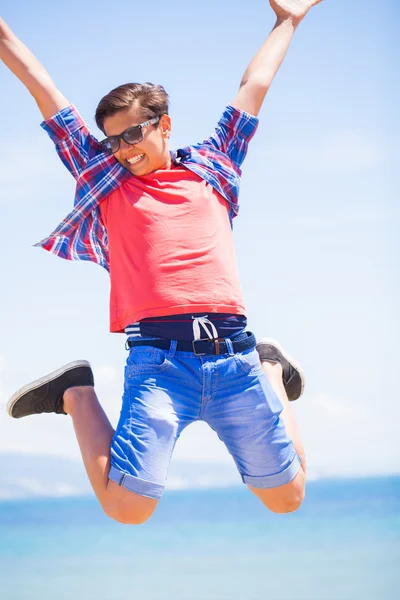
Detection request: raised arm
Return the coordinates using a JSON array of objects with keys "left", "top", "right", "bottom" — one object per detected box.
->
[
  {"left": 0, "top": 17, "right": 69, "bottom": 119},
  {"left": 232, "top": 0, "right": 322, "bottom": 116}
]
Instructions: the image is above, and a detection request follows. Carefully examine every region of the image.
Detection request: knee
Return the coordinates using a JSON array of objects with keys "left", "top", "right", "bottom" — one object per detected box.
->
[
  {"left": 251, "top": 474, "right": 305, "bottom": 515},
  {"left": 102, "top": 498, "right": 158, "bottom": 525},
  {"left": 267, "top": 488, "right": 305, "bottom": 514}
]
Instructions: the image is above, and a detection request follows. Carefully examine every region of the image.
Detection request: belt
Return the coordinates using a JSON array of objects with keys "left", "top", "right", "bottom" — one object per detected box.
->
[{"left": 126, "top": 331, "right": 256, "bottom": 356}]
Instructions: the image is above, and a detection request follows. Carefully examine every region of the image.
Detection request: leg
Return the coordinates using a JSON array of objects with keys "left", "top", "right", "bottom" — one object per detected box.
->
[
  {"left": 6, "top": 357, "right": 180, "bottom": 525},
  {"left": 203, "top": 346, "right": 305, "bottom": 515},
  {"left": 248, "top": 359, "right": 306, "bottom": 514},
  {"left": 63, "top": 386, "right": 158, "bottom": 525},
  {"left": 260, "top": 360, "right": 306, "bottom": 470}
]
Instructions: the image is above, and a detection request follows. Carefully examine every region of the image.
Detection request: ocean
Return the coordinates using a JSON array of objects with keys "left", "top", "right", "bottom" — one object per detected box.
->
[{"left": 0, "top": 477, "right": 399, "bottom": 600}]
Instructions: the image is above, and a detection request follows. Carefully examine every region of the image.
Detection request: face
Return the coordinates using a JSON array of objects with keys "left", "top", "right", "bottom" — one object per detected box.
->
[{"left": 103, "top": 101, "right": 172, "bottom": 176}]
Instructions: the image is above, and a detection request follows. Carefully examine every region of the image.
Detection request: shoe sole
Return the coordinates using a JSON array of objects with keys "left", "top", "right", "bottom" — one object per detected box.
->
[
  {"left": 256, "top": 337, "right": 305, "bottom": 398},
  {"left": 7, "top": 360, "right": 92, "bottom": 418}
]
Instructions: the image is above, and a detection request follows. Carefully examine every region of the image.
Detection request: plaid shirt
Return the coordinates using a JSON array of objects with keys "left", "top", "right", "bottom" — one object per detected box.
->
[{"left": 36, "top": 104, "right": 259, "bottom": 271}]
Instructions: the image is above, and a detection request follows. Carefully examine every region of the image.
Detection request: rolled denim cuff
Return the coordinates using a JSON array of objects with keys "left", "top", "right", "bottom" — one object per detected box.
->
[
  {"left": 108, "top": 465, "right": 165, "bottom": 500},
  {"left": 241, "top": 454, "right": 302, "bottom": 489}
]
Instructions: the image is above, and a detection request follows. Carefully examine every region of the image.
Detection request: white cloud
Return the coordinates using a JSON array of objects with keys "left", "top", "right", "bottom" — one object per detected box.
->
[
  {"left": 306, "top": 392, "right": 366, "bottom": 420},
  {"left": 0, "top": 359, "right": 10, "bottom": 408},
  {"left": 93, "top": 364, "right": 118, "bottom": 385},
  {"left": 295, "top": 392, "right": 400, "bottom": 477},
  {"left": 91, "top": 363, "right": 123, "bottom": 425},
  {"left": 173, "top": 421, "right": 232, "bottom": 464}
]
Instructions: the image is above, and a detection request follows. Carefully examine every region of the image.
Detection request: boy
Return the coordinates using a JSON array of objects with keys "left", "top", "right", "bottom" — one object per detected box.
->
[{"left": 1, "top": 0, "right": 321, "bottom": 524}]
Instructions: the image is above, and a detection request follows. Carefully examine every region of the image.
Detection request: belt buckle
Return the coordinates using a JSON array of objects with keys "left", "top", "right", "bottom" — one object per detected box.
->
[
  {"left": 192, "top": 337, "right": 226, "bottom": 356},
  {"left": 192, "top": 338, "right": 208, "bottom": 356}
]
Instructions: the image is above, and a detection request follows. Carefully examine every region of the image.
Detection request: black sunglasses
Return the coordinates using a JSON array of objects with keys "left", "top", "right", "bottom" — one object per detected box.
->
[{"left": 100, "top": 116, "right": 160, "bottom": 154}]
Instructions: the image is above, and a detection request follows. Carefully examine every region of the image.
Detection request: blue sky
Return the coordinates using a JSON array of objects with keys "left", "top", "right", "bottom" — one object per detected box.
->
[{"left": 0, "top": 0, "right": 398, "bottom": 480}]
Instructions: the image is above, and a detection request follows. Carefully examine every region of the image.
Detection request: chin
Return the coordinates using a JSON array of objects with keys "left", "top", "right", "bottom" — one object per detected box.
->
[
  {"left": 127, "top": 159, "right": 152, "bottom": 177},
  {"left": 133, "top": 166, "right": 153, "bottom": 177}
]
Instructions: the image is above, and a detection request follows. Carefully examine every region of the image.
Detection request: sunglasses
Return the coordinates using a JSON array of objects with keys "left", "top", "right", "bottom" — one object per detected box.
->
[{"left": 100, "top": 116, "right": 160, "bottom": 154}]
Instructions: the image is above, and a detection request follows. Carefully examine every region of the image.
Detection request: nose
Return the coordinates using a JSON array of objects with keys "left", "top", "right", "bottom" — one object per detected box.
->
[{"left": 119, "top": 138, "right": 134, "bottom": 152}]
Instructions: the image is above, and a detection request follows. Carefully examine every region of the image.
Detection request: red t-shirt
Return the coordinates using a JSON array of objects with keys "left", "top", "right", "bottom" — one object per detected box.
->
[{"left": 99, "top": 164, "right": 246, "bottom": 332}]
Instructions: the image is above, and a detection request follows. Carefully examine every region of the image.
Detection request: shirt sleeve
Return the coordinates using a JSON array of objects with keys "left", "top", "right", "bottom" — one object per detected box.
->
[
  {"left": 201, "top": 105, "right": 259, "bottom": 169},
  {"left": 40, "top": 104, "right": 103, "bottom": 180}
]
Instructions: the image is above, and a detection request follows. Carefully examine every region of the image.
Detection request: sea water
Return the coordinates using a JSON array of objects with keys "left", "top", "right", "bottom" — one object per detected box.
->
[{"left": 0, "top": 477, "right": 399, "bottom": 600}]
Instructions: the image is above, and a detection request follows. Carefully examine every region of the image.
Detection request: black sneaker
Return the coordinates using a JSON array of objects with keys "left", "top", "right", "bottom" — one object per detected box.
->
[
  {"left": 7, "top": 361, "right": 94, "bottom": 419},
  {"left": 256, "top": 338, "right": 305, "bottom": 401}
]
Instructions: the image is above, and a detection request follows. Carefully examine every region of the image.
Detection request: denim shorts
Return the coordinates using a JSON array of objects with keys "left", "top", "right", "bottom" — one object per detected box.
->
[{"left": 108, "top": 339, "right": 301, "bottom": 499}]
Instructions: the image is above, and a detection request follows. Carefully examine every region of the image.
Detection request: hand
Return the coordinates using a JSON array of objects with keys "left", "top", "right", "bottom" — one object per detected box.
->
[{"left": 269, "top": 0, "right": 323, "bottom": 22}]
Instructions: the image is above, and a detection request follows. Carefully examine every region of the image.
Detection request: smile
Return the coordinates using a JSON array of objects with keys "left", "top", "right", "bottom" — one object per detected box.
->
[{"left": 127, "top": 154, "right": 145, "bottom": 165}]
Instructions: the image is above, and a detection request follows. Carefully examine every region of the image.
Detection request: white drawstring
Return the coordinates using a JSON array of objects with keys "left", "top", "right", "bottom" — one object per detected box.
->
[{"left": 192, "top": 316, "right": 219, "bottom": 340}]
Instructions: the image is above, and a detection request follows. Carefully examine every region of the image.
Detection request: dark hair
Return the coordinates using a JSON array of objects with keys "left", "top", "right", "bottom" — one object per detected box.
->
[{"left": 95, "top": 82, "right": 169, "bottom": 133}]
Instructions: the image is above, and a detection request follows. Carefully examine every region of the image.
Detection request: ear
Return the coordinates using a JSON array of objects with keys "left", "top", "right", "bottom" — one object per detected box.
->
[{"left": 159, "top": 114, "right": 172, "bottom": 139}]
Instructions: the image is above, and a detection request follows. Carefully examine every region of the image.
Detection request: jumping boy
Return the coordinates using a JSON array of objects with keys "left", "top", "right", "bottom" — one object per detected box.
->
[{"left": 1, "top": 0, "right": 322, "bottom": 524}]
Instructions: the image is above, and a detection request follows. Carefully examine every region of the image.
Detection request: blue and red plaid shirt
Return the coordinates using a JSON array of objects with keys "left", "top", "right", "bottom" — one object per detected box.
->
[{"left": 36, "top": 104, "right": 259, "bottom": 271}]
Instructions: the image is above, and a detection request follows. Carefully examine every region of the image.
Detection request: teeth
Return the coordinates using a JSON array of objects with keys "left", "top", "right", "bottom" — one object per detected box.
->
[{"left": 127, "top": 154, "right": 144, "bottom": 165}]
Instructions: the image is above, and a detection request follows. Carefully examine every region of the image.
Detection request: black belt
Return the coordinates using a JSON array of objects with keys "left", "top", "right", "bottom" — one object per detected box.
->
[{"left": 126, "top": 331, "right": 256, "bottom": 356}]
